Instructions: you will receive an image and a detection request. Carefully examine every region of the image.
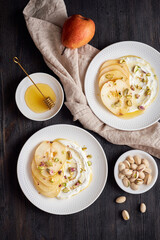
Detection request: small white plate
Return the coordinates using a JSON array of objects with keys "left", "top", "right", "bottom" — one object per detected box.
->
[
  {"left": 15, "top": 72, "right": 64, "bottom": 121},
  {"left": 85, "top": 41, "right": 160, "bottom": 131},
  {"left": 17, "top": 124, "right": 108, "bottom": 215},
  {"left": 114, "top": 150, "right": 158, "bottom": 194}
]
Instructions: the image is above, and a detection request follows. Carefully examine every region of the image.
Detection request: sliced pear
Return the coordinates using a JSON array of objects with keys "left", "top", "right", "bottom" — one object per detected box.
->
[
  {"left": 99, "top": 65, "right": 129, "bottom": 80},
  {"left": 98, "top": 70, "right": 127, "bottom": 89},
  {"left": 34, "top": 141, "right": 66, "bottom": 178},
  {"left": 100, "top": 59, "right": 130, "bottom": 77},
  {"left": 32, "top": 173, "right": 63, "bottom": 198},
  {"left": 100, "top": 80, "right": 133, "bottom": 116}
]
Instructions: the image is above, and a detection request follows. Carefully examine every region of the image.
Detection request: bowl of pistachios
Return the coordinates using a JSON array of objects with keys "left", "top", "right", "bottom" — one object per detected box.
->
[{"left": 114, "top": 150, "right": 158, "bottom": 194}]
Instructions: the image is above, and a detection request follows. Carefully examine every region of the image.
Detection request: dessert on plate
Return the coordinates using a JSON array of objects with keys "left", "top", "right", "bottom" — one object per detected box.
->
[
  {"left": 99, "top": 56, "right": 158, "bottom": 118},
  {"left": 31, "top": 139, "right": 92, "bottom": 199}
]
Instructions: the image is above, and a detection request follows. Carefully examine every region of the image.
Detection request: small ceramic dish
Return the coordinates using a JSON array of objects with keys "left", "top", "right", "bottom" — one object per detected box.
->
[
  {"left": 114, "top": 150, "right": 158, "bottom": 194},
  {"left": 15, "top": 72, "right": 64, "bottom": 121}
]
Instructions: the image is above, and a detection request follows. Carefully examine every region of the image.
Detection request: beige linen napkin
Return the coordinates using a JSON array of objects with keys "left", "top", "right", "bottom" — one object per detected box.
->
[{"left": 23, "top": 0, "right": 160, "bottom": 158}]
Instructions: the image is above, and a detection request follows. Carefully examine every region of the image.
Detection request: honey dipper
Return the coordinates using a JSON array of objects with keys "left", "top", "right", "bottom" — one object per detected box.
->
[{"left": 13, "top": 57, "right": 55, "bottom": 110}]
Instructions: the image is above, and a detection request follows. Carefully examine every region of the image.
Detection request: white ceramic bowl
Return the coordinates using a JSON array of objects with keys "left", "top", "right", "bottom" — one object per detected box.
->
[
  {"left": 114, "top": 150, "right": 158, "bottom": 194},
  {"left": 15, "top": 72, "right": 64, "bottom": 121}
]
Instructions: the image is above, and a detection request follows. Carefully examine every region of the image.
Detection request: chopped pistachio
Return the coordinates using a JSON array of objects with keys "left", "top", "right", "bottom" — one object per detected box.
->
[
  {"left": 126, "top": 100, "right": 132, "bottom": 106},
  {"left": 50, "top": 178, "right": 54, "bottom": 183},
  {"left": 46, "top": 168, "right": 54, "bottom": 175},
  {"left": 62, "top": 182, "right": 67, "bottom": 187},
  {"left": 80, "top": 168, "right": 86, "bottom": 173},
  {"left": 133, "top": 65, "right": 140, "bottom": 73},
  {"left": 126, "top": 95, "right": 132, "bottom": 99},
  {"left": 113, "top": 82, "right": 117, "bottom": 85},
  {"left": 135, "top": 85, "right": 142, "bottom": 90},
  {"left": 87, "top": 161, "right": 92, "bottom": 166},
  {"left": 47, "top": 160, "right": 53, "bottom": 166},
  {"left": 111, "top": 104, "right": 116, "bottom": 108},
  {"left": 154, "top": 74, "right": 157, "bottom": 78},
  {"left": 62, "top": 187, "right": 70, "bottom": 193},
  {"left": 130, "top": 85, "right": 135, "bottom": 91},
  {"left": 54, "top": 158, "right": 59, "bottom": 162},
  {"left": 82, "top": 146, "right": 87, "bottom": 151},
  {"left": 138, "top": 105, "right": 145, "bottom": 110},
  {"left": 107, "top": 94, "right": 112, "bottom": 98},
  {"left": 135, "top": 94, "right": 140, "bottom": 99},
  {"left": 120, "top": 59, "right": 125, "bottom": 64},
  {"left": 146, "top": 73, "right": 151, "bottom": 76},
  {"left": 87, "top": 154, "right": 92, "bottom": 158},
  {"left": 145, "top": 87, "right": 151, "bottom": 96},
  {"left": 53, "top": 152, "right": 57, "bottom": 157},
  {"left": 114, "top": 100, "right": 121, "bottom": 107},
  {"left": 38, "top": 166, "right": 45, "bottom": 170},
  {"left": 67, "top": 151, "right": 72, "bottom": 160},
  {"left": 105, "top": 73, "right": 114, "bottom": 79},
  {"left": 123, "top": 88, "right": 129, "bottom": 96}
]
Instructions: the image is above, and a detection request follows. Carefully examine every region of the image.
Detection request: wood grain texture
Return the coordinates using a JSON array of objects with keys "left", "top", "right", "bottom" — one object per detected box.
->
[{"left": 1, "top": 0, "right": 160, "bottom": 239}]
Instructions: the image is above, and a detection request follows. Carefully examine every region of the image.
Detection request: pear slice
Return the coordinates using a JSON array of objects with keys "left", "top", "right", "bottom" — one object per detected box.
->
[
  {"left": 34, "top": 141, "right": 66, "bottom": 178},
  {"left": 98, "top": 70, "right": 127, "bottom": 89},
  {"left": 99, "top": 65, "right": 129, "bottom": 80},
  {"left": 32, "top": 172, "right": 64, "bottom": 198},
  {"left": 100, "top": 59, "right": 130, "bottom": 77},
  {"left": 100, "top": 80, "right": 133, "bottom": 116}
]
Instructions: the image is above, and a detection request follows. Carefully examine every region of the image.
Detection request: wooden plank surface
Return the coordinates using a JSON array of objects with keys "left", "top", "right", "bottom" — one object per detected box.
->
[{"left": 1, "top": 0, "right": 160, "bottom": 239}]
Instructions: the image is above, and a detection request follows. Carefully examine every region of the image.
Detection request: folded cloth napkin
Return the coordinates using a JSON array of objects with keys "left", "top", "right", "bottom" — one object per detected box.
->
[{"left": 23, "top": 0, "right": 160, "bottom": 158}]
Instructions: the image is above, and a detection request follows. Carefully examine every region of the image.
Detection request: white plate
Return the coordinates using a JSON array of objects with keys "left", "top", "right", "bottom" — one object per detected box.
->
[
  {"left": 17, "top": 124, "right": 108, "bottom": 215},
  {"left": 114, "top": 150, "right": 158, "bottom": 194},
  {"left": 85, "top": 41, "right": 160, "bottom": 131},
  {"left": 15, "top": 72, "right": 64, "bottom": 121}
]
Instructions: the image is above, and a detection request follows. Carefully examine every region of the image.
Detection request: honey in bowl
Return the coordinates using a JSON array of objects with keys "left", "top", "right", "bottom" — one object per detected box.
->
[{"left": 25, "top": 83, "right": 56, "bottom": 113}]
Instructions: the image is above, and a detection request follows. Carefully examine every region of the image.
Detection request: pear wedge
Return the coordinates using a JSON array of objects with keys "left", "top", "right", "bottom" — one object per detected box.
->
[
  {"left": 100, "top": 80, "right": 133, "bottom": 116},
  {"left": 98, "top": 70, "right": 127, "bottom": 89}
]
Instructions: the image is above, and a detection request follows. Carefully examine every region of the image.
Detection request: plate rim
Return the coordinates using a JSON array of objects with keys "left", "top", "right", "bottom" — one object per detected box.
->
[
  {"left": 15, "top": 72, "right": 64, "bottom": 121},
  {"left": 17, "top": 124, "right": 108, "bottom": 215},
  {"left": 84, "top": 40, "right": 160, "bottom": 131}
]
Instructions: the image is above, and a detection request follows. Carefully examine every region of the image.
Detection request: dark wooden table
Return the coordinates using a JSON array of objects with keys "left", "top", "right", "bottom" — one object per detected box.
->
[{"left": 1, "top": 0, "right": 160, "bottom": 239}]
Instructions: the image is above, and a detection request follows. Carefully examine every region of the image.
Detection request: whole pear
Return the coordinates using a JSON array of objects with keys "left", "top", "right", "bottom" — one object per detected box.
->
[{"left": 62, "top": 14, "right": 95, "bottom": 49}]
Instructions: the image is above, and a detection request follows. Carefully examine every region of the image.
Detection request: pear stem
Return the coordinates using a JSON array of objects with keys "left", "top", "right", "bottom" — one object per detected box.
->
[{"left": 61, "top": 47, "right": 67, "bottom": 55}]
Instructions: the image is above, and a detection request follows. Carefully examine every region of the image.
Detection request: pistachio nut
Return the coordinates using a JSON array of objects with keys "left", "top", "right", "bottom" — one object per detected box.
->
[
  {"left": 135, "top": 178, "right": 143, "bottom": 185},
  {"left": 130, "top": 177, "right": 136, "bottom": 183},
  {"left": 118, "top": 172, "right": 125, "bottom": 179},
  {"left": 130, "top": 182, "right": 139, "bottom": 190},
  {"left": 122, "top": 210, "right": 130, "bottom": 220},
  {"left": 122, "top": 169, "right": 133, "bottom": 176},
  {"left": 122, "top": 177, "right": 130, "bottom": 187},
  {"left": 115, "top": 196, "right": 126, "bottom": 204},
  {"left": 130, "top": 163, "right": 137, "bottom": 170},
  {"left": 141, "top": 158, "right": 149, "bottom": 167},
  {"left": 144, "top": 167, "right": 152, "bottom": 174},
  {"left": 126, "top": 156, "right": 134, "bottom": 164},
  {"left": 140, "top": 203, "right": 146, "bottom": 213},
  {"left": 137, "top": 164, "right": 146, "bottom": 172},
  {"left": 144, "top": 174, "right": 152, "bottom": 185},
  {"left": 133, "top": 155, "right": 141, "bottom": 165},
  {"left": 139, "top": 171, "right": 145, "bottom": 179},
  {"left": 118, "top": 162, "right": 126, "bottom": 171},
  {"left": 123, "top": 160, "right": 130, "bottom": 169},
  {"left": 131, "top": 171, "right": 139, "bottom": 179}
]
